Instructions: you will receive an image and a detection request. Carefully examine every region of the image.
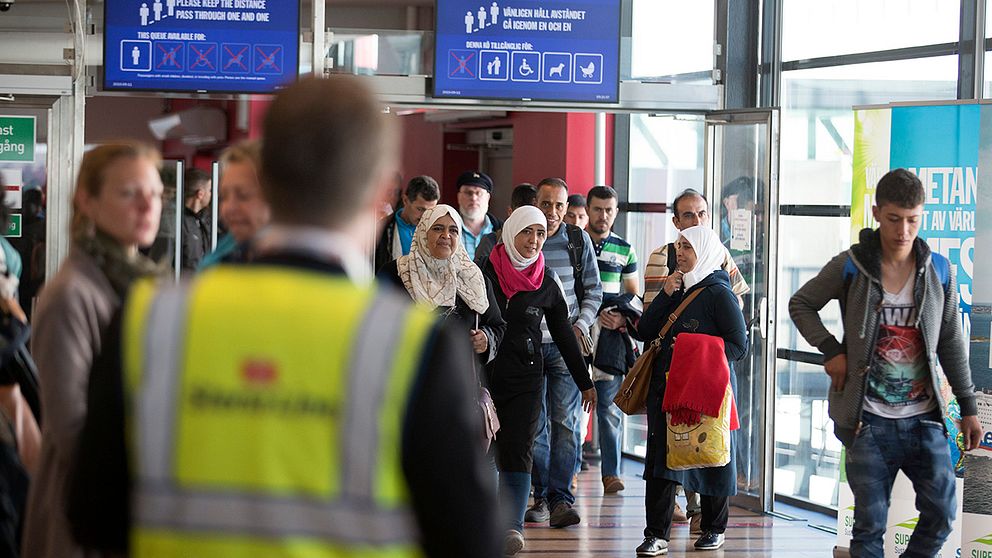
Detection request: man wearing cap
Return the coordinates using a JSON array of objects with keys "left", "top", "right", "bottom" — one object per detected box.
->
[{"left": 457, "top": 171, "right": 503, "bottom": 260}]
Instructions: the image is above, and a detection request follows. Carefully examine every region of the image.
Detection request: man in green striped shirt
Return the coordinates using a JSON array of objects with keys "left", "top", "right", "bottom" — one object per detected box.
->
[{"left": 586, "top": 186, "right": 639, "bottom": 495}]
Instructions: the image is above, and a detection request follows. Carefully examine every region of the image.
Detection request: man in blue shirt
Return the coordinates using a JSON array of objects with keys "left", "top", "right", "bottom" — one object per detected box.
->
[
  {"left": 457, "top": 171, "right": 503, "bottom": 260},
  {"left": 374, "top": 175, "right": 439, "bottom": 272}
]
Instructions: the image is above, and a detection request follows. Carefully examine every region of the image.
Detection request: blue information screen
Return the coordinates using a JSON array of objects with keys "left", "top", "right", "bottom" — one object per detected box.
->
[
  {"left": 434, "top": 0, "right": 620, "bottom": 103},
  {"left": 103, "top": 0, "right": 299, "bottom": 94}
]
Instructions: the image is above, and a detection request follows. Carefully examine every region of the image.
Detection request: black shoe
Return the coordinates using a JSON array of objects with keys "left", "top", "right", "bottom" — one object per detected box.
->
[
  {"left": 694, "top": 532, "right": 725, "bottom": 550},
  {"left": 580, "top": 459, "right": 590, "bottom": 471},
  {"left": 635, "top": 536, "right": 669, "bottom": 556},
  {"left": 549, "top": 502, "right": 581, "bottom": 528},
  {"left": 524, "top": 498, "right": 550, "bottom": 523}
]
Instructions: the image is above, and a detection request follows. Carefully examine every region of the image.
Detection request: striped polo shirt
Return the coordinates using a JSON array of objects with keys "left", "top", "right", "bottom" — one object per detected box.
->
[
  {"left": 540, "top": 224, "right": 603, "bottom": 343},
  {"left": 593, "top": 232, "right": 638, "bottom": 296}
]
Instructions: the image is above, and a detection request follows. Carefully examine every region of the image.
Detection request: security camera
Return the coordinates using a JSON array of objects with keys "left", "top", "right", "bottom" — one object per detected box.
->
[{"left": 0, "top": 1, "right": 13, "bottom": 12}]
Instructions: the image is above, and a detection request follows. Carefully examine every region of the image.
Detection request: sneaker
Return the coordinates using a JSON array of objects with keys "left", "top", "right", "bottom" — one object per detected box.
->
[
  {"left": 549, "top": 502, "right": 581, "bottom": 528},
  {"left": 689, "top": 513, "right": 702, "bottom": 535},
  {"left": 603, "top": 475, "right": 625, "bottom": 494},
  {"left": 694, "top": 532, "right": 725, "bottom": 551},
  {"left": 635, "top": 536, "right": 669, "bottom": 556},
  {"left": 503, "top": 530, "right": 525, "bottom": 556},
  {"left": 524, "top": 498, "right": 550, "bottom": 523},
  {"left": 672, "top": 501, "right": 688, "bottom": 523}
]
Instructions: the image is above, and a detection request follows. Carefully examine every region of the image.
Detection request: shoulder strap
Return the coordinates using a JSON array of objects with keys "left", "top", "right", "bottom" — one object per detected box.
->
[
  {"left": 665, "top": 243, "right": 676, "bottom": 276},
  {"left": 653, "top": 288, "right": 704, "bottom": 346},
  {"left": 565, "top": 224, "right": 586, "bottom": 301}
]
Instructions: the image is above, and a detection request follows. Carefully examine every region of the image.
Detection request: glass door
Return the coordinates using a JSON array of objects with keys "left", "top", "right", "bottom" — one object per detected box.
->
[{"left": 704, "top": 109, "right": 780, "bottom": 513}]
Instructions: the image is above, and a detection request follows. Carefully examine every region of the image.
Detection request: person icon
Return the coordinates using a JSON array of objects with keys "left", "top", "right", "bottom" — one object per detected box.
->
[
  {"left": 139, "top": 2, "right": 149, "bottom": 25},
  {"left": 492, "top": 56, "right": 501, "bottom": 75},
  {"left": 491, "top": 2, "right": 498, "bottom": 25},
  {"left": 478, "top": 6, "right": 487, "bottom": 28},
  {"left": 166, "top": 0, "right": 175, "bottom": 17},
  {"left": 465, "top": 11, "right": 474, "bottom": 34},
  {"left": 153, "top": 0, "right": 162, "bottom": 21},
  {"left": 132, "top": 45, "right": 141, "bottom": 66},
  {"left": 518, "top": 57, "right": 533, "bottom": 77}
]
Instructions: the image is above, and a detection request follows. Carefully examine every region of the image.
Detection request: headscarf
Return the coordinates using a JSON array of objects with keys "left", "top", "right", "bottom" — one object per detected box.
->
[
  {"left": 500, "top": 206, "right": 546, "bottom": 270},
  {"left": 490, "top": 206, "right": 546, "bottom": 299},
  {"left": 396, "top": 204, "right": 489, "bottom": 314},
  {"left": 679, "top": 225, "right": 725, "bottom": 291}
]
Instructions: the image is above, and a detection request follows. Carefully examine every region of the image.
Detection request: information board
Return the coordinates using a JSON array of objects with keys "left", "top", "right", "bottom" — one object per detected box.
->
[
  {"left": 433, "top": 0, "right": 620, "bottom": 103},
  {"left": 103, "top": 0, "right": 299, "bottom": 94}
]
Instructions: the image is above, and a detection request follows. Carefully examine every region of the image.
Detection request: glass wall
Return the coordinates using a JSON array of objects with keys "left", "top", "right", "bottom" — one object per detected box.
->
[
  {"left": 774, "top": 0, "right": 962, "bottom": 510},
  {"left": 630, "top": 0, "right": 714, "bottom": 81}
]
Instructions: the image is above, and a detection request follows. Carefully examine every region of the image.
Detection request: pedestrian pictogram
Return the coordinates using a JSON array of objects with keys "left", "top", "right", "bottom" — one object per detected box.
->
[
  {"left": 447, "top": 49, "right": 477, "bottom": 80},
  {"left": 254, "top": 45, "right": 283, "bottom": 74},
  {"left": 222, "top": 43, "right": 250, "bottom": 74},
  {"left": 155, "top": 41, "right": 184, "bottom": 72},
  {"left": 188, "top": 42, "right": 218, "bottom": 72},
  {"left": 120, "top": 40, "right": 152, "bottom": 71},
  {"left": 479, "top": 50, "right": 509, "bottom": 81}
]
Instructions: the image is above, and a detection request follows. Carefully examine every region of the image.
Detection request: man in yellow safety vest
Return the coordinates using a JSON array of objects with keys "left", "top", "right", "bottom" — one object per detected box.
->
[{"left": 67, "top": 76, "right": 501, "bottom": 558}]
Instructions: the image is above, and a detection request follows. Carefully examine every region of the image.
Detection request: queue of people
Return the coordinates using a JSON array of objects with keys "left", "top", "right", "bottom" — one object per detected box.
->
[{"left": 0, "top": 75, "right": 979, "bottom": 558}]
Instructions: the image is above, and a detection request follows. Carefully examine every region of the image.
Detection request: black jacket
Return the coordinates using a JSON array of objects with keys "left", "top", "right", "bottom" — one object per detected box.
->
[
  {"left": 68, "top": 253, "right": 501, "bottom": 558},
  {"left": 180, "top": 205, "right": 212, "bottom": 273},
  {"left": 374, "top": 213, "right": 401, "bottom": 273},
  {"left": 378, "top": 258, "right": 507, "bottom": 366},
  {"left": 482, "top": 260, "right": 593, "bottom": 395}
]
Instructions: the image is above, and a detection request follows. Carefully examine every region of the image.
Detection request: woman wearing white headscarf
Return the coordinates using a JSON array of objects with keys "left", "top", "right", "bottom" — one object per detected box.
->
[
  {"left": 379, "top": 204, "right": 505, "bottom": 362},
  {"left": 480, "top": 206, "right": 596, "bottom": 556},
  {"left": 634, "top": 225, "right": 749, "bottom": 556}
]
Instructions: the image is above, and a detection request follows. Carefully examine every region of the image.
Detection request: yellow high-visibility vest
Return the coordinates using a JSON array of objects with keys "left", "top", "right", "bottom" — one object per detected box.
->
[{"left": 122, "top": 266, "right": 436, "bottom": 558}]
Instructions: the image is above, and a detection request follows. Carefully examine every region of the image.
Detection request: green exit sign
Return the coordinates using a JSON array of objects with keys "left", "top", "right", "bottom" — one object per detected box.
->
[
  {"left": 4, "top": 214, "right": 20, "bottom": 238},
  {"left": 0, "top": 116, "right": 35, "bottom": 163}
]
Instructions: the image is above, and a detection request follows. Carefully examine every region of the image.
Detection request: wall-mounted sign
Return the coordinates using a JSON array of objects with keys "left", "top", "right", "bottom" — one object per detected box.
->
[
  {"left": 0, "top": 117, "right": 35, "bottom": 163},
  {"left": 103, "top": 0, "right": 300, "bottom": 94},
  {"left": 433, "top": 0, "right": 621, "bottom": 103}
]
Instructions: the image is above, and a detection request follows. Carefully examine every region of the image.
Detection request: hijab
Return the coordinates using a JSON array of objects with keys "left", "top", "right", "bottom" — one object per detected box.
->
[
  {"left": 490, "top": 206, "right": 546, "bottom": 298},
  {"left": 679, "top": 225, "right": 725, "bottom": 291},
  {"left": 396, "top": 204, "right": 489, "bottom": 314}
]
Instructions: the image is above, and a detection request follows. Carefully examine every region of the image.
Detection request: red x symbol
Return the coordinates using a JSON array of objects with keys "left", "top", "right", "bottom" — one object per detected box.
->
[
  {"left": 450, "top": 51, "right": 476, "bottom": 77},
  {"left": 156, "top": 43, "right": 182, "bottom": 68},
  {"left": 255, "top": 46, "right": 282, "bottom": 72},
  {"left": 224, "top": 45, "right": 248, "bottom": 70},
  {"left": 190, "top": 44, "right": 215, "bottom": 69}
]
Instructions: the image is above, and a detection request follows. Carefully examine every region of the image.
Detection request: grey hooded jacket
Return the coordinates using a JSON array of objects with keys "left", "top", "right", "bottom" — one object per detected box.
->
[{"left": 789, "top": 228, "right": 976, "bottom": 447}]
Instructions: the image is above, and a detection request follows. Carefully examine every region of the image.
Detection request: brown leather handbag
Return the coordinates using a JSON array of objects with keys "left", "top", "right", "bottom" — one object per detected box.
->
[{"left": 613, "top": 289, "right": 703, "bottom": 415}]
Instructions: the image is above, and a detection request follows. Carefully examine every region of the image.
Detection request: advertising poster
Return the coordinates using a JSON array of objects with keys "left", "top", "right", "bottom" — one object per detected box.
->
[
  {"left": 850, "top": 108, "right": 891, "bottom": 240},
  {"left": 961, "top": 104, "right": 992, "bottom": 558}
]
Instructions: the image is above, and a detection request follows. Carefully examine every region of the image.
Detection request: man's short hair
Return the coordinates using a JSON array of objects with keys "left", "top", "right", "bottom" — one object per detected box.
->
[
  {"left": 566, "top": 193, "right": 586, "bottom": 208},
  {"left": 262, "top": 76, "right": 396, "bottom": 227},
  {"left": 537, "top": 177, "right": 568, "bottom": 192},
  {"left": 672, "top": 188, "right": 707, "bottom": 215},
  {"left": 876, "top": 168, "right": 925, "bottom": 209},
  {"left": 723, "top": 177, "right": 755, "bottom": 205},
  {"left": 184, "top": 168, "right": 211, "bottom": 199},
  {"left": 406, "top": 175, "right": 440, "bottom": 202},
  {"left": 510, "top": 183, "right": 537, "bottom": 209},
  {"left": 587, "top": 185, "right": 618, "bottom": 205}
]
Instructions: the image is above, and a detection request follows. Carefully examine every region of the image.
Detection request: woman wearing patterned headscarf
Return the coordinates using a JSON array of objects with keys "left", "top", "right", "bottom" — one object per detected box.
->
[
  {"left": 379, "top": 204, "right": 505, "bottom": 361},
  {"left": 480, "top": 205, "right": 596, "bottom": 557}
]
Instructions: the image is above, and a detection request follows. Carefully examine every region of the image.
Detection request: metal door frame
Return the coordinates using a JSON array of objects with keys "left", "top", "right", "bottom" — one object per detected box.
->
[{"left": 702, "top": 107, "right": 780, "bottom": 514}]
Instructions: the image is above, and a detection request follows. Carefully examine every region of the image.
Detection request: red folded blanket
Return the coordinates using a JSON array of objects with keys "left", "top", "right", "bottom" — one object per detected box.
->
[{"left": 662, "top": 332, "right": 739, "bottom": 430}]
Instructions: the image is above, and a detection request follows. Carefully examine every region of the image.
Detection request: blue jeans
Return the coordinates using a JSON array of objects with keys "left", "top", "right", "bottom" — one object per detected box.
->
[
  {"left": 845, "top": 411, "right": 956, "bottom": 558},
  {"left": 595, "top": 376, "right": 623, "bottom": 478},
  {"left": 532, "top": 343, "right": 583, "bottom": 507}
]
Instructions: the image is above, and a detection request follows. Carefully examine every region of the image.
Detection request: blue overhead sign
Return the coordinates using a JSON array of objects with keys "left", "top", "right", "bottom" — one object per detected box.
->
[
  {"left": 434, "top": 0, "right": 621, "bottom": 103},
  {"left": 103, "top": 0, "right": 299, "bottom": 94}
]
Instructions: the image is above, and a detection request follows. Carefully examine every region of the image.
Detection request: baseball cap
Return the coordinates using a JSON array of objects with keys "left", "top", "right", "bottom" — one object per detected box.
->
[{"left": 456, "top": 171, "right": 494, "bottom": 193}]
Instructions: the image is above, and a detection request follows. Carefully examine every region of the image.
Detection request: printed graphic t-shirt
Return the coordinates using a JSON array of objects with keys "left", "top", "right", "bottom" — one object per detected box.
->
[{"left": 863, "top": 276, "right": 938, "bottom": 419}]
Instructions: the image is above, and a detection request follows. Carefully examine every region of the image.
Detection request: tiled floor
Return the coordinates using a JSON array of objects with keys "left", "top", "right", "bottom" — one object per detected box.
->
[{"left": 518, "top": 465, "right": 836, "bottom": 557}]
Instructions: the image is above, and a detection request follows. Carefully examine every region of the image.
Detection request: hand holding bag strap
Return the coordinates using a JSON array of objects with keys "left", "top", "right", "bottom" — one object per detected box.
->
[{"left": 614, "top": 288, "right": 704, "bottom": 415}]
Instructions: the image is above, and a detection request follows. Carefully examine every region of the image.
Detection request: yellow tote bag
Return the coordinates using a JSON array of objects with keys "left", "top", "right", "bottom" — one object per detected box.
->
[{"left": 665, "top": 384, "right": 732, "bottom": 471}]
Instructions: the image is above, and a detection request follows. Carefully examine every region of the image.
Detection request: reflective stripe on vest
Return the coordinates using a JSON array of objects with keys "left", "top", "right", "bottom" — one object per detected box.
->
[{"left": 123, "top": 266, "right": 435, "bottom": 557}]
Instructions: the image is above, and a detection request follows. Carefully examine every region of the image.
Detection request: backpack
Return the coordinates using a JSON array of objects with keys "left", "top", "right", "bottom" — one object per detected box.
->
[{"left": 564, "top": 224, "right": 587, "bottom": 302}]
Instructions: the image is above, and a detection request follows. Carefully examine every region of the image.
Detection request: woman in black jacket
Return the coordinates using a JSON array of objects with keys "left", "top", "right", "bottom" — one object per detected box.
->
[
  {"left": 635, "top": 225, "right": 748, "bottom": 556},
  {"left": 378, "top": 204, "right": 505, "bottom": 363},
  {"left": 481, "top": 205, "right": 595, "bottom": 557}
]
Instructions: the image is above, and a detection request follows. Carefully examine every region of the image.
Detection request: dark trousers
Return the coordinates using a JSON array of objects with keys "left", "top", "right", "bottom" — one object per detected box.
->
[{"left": 645, "top": 477, "right": 729, "bottom": 540}]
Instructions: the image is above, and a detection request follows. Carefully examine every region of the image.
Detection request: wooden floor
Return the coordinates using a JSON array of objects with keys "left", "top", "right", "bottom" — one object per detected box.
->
[{"left": 519, "top": 464, "right": 836, "bottom": 557}]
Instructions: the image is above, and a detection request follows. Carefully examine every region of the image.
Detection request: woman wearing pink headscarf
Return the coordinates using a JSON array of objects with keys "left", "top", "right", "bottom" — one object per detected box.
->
[{"left": 480, "top": 206, "right": 596, "bottom": 556}]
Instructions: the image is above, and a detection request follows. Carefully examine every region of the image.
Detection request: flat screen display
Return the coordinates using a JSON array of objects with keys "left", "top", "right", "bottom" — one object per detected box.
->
[
  {"left": 433, "top": 0, "right": 621, "bottom": 103},
  {"left": 103, "top": 0, "right": 299, "bottom": 94}
]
